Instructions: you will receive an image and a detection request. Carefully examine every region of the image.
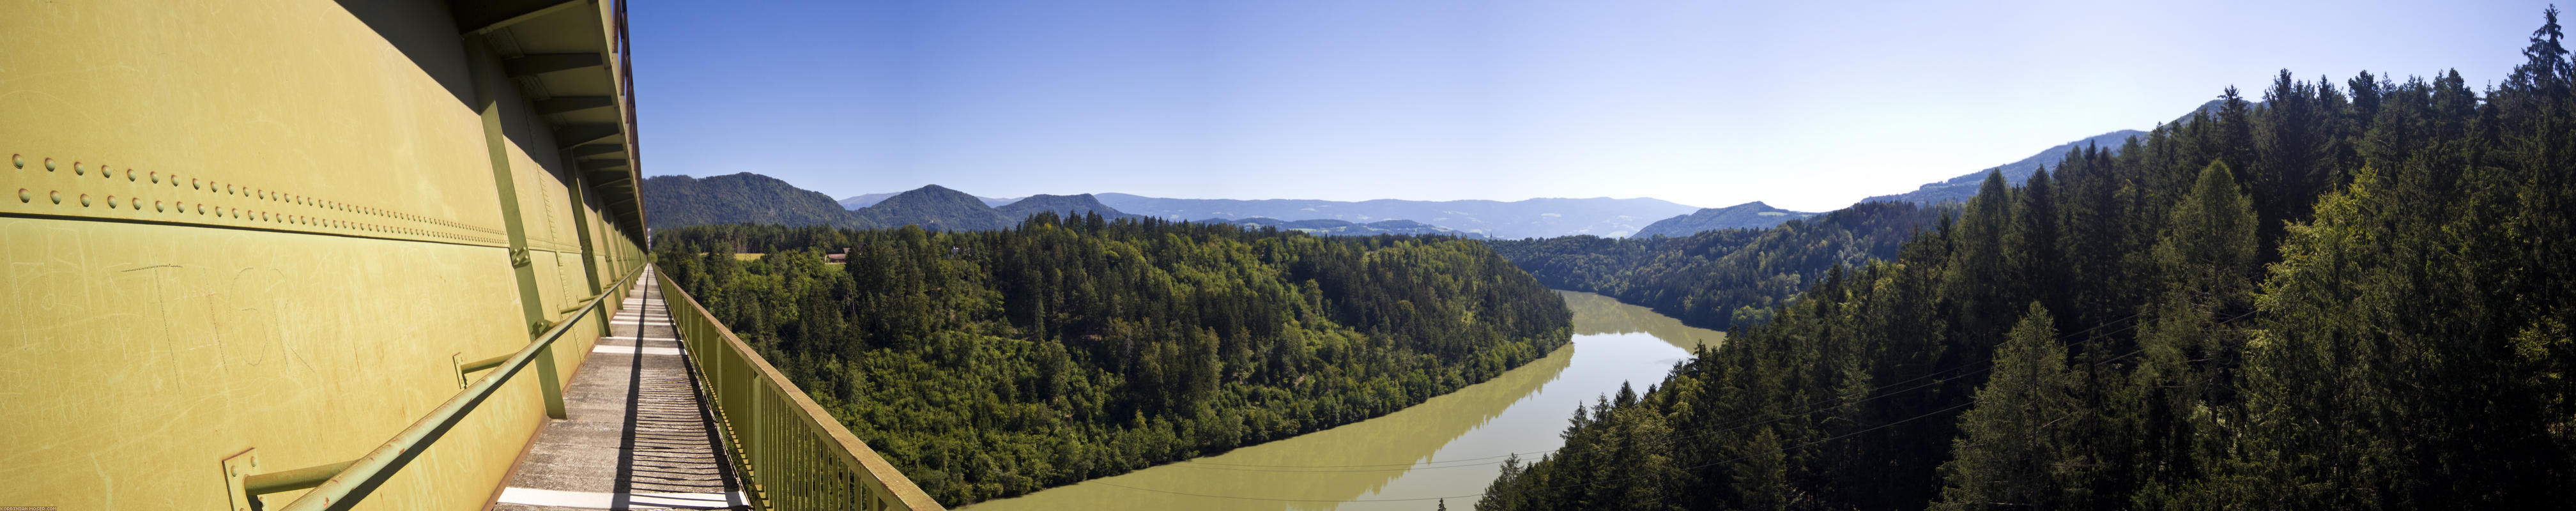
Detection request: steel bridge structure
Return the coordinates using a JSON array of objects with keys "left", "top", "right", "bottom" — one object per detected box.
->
[{"left": 0, "top": 1, "right": 937, "bottom": 510}]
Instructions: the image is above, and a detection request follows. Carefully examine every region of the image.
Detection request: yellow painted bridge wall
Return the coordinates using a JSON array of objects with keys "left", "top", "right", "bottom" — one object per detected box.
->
[{"left": 0, "top": 1, "right": 646, "bottom": 510}]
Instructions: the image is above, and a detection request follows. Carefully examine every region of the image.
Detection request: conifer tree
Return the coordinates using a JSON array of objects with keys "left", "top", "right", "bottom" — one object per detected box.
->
[
  {"left": 1471, "top": 9, "right": 2576, "bottom": 509},
  {"left": 2009, "top": 166, "right": 2064, "bottom": 314},
  {"left": 1946, "top": 170, "right": 2018, "bottom": 346},
  {"left": 1939, "top": 303, "right": 2078, "bottom": 510},
  {"left": 1734, "top": 427, "right": 1791, "bottom": 511},
  {"left": 2156, "top": 160, "right": 2261, "bottom": 310}
]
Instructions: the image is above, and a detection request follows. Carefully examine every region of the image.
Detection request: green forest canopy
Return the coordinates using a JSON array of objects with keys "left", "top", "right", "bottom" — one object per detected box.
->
[
  {"left": 1476, "top": 9, "right": 2576, "bottom": 510},
  {"left": 653, "top": 216, "right": 1572, "bottom": 505},
  {"left": 1487, "top": 201, "right": 1942, "bottom": 331}
]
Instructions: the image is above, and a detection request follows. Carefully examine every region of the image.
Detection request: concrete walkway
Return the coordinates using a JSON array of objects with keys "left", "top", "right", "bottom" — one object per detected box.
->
[{"left": 493, "top": 270, "right": 750, "bottom": 510}]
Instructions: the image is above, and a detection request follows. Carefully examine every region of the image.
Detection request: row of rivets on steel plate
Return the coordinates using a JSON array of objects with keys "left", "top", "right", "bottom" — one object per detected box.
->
[{"left": 11, "top": 152, "right": 505, "bottom": 242}]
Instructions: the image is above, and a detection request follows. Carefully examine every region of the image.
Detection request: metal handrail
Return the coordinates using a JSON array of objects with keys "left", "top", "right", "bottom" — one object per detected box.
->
[
  {"left": 249, "top": 264, "right": 645, "bottom": 510},
  {"left": 655, "top": 267, "right": 946, "bottom": 510}
]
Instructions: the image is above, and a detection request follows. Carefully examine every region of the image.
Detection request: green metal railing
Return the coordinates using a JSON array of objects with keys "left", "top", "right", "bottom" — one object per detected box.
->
[
  {"left": 226, "top": 264, "right": 644, "bottom": 511},
  {"left": 656, "top": 267, "right": 946, "bottom": 511}
]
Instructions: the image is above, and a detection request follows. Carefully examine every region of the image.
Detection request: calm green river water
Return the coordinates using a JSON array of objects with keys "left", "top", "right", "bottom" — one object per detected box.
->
[{"left": 964, "top": 291, "right": 1724, "bottom": 510}]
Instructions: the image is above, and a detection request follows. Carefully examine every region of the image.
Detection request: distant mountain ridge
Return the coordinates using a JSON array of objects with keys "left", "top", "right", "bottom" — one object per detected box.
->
[
  {"left": 839, "top": 192, "right": 1016, "bottom": 209},
  {"left": 995, "top": 194, "right": 1138, "bottom": 221},
  {"left": 1203, "top": 217, "right": 1485, "bottom": 238},
  {"left": 850, "top": 185, "right": 1016, "bottom": 231},
  {"left": 647, "top": 174, "right": 1505, "bottom": 238},
  {"left": 641, "top": 173, "right": 854, "bottom": 231},
  {"left": 1859, "top": 130, "right": 2146, "bottom": 206},
  {"left": 1632, "top": 201, "right": 1819, "bottom": 238},
  {"left": 645, "top": 175, "right": 1068, "bottom": 231},
  {"left": 1092, "top": 194, "right": 1700, "bottom": 239},
  {"left": 657, "top": 100, "right": 2235, "bottom": 237},
  {"left": 1860, "top": 100, "right": 2228, "bottom": 206}
]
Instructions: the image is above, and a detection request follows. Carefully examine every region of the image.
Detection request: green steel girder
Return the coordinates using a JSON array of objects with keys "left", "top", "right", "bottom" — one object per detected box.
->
[
  {"left": 535, "top": 96, "right": 616, "bottom": 115},
  {"left": 456, "top": 0, "right": 590, "bottom": 36},
  {"left": 569, "top": 144, "right": 624, "bottom": 157},
  {"left": 553, "top": 123, "right": 622, "bottom": 149},
  {"left": 502, "top": 53, "right": 604, "bottom": 78},
  {"left": 578, "top": 158, "right": 629, "bottom": 172},
  {"left": 587, "top": 173, "right": 632, "bottom": 189}
]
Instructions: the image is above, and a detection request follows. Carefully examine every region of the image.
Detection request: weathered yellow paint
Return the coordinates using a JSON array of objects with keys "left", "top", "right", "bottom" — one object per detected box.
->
[
  {"left": 0, "top": 221, "right": 543, "bottom": 510},
  {"left": 0, "top": 1, "right": 647, "bottom": 509}
]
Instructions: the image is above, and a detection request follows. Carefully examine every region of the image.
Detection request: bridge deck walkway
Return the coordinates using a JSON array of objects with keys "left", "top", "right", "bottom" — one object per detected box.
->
[{"left": 492, "top": 270, "right": 750, "bottom": 510}]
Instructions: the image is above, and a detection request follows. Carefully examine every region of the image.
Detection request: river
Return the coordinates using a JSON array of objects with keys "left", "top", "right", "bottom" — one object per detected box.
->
[{"left": 964, "top": 291, "right": 1724, "bottom": 510}]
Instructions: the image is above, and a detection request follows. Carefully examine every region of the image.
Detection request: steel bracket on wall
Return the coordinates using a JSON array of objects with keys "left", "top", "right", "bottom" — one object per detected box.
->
[
  {"left": 222, "top": 448, "right": 358, "bottom": 511},
  {"left": 452, "top": 353, "right": 471, "bottom": 389},
  {"left": 220, "top": 448, "right": 259, "bottom": 511},
  {"left": 458, "top": 346, "right": 568, "bottom": 418}
]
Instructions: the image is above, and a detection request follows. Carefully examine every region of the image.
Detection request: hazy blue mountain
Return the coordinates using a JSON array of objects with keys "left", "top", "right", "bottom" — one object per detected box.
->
[
  {"left": 2175, "top": 98, "right": 2228, "bottom": 123},
  {"left": 993, "top": 194, "right": 1138, "bottom": 220},
  {"left": 1859, "top": 130, "right": 2146, "bottom": 206},
  {"left": 641, "top": 172, "right": 855, "bottom": 230},
  {"left": 840, "top": 192, "right": 1017, "bottom": 209},
  {"left": 1860, "top": 100, "right": 2227, "bottom": 206},
  {"left": 850, "top": 185, "right": 1017, "bottom": 231},
  {"left": 647, "top": 174, "right": 1130, "bottom": 232},
  {"left": 1632, "top": 201, "right": 1820, "bottom": 237},
  {"left": 836, "top": 192, "right": 897, "bottom": 209},
  {"left": 1202, "top": 217, "right": 1486, "bottom": 238},
  {"left": 1095, "top": 194, "right": 1700, "bottom": 239}
]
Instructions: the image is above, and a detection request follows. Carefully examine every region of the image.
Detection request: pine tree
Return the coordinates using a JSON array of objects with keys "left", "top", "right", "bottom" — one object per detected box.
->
[
  {"left": 2232, "top": 167, "right": 2399, "bottom": 510},
  {"left": 2256, "top": 70, "right": 2327, "bottom": 245},
  {"left": 2216, "top": 86, "right": 2257, "bottom": 180},
  {"left": 2156, "top": 160, "right": 2261, "bottom": 311},
  {"left": 1480, "top": 454, "right": 1528, "bottom": 511},
  {"left": 1734, "top": 427, "right": 1791, "bottom": 511},
  {"left": 1939, "top": 303, "right": 2078, "bottom": 510},
  {"left": 1945, "top": 170, "right": 2018, "bottom": 346},
  {"left": 2010, "top": 165, "right": 2064, "bottom": 315}
]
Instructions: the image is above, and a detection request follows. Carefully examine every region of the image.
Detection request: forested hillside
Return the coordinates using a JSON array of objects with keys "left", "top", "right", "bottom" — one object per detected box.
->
[
  {"left": 1630, "top": 201, "right": 1820, "bottom": 238},
  {"left": 1208, "top": 217, "right": 1488, "bottom": 238},
  {"left": 1860, "top": 102, "right": 2227, "bottom": 207},
  {"left": 1479, "top": 11, "right": 2576, "bottom": 510},
  {"left": 993, "top": 193, "right": 1138, "bottom": 220},
  {"left": 1859, "top": 130, "right": 2144, "bottom": 206},
  {"left": 1485, "top": 201, "right": 1940, "bottom": 330},
  {"left": 652, "top": 215, "right": 1572, "bottom": 505},
  {"left": 641, "top": 173, "right": 856, "bottom": 230},
  {"left": 848, "top": 184, "right": 1017, "bottom": 231},
  {"left": 646, "top": 176, "right": 1151, "bottom": 232},
  {"left": 1095, "top": 193, "right": 1701, "bottom": 238}
]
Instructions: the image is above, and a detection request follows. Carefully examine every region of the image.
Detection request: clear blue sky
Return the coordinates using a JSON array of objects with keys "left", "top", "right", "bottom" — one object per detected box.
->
[{"left": 631, "top": 0, "right": 2551, "bottom": 212}]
